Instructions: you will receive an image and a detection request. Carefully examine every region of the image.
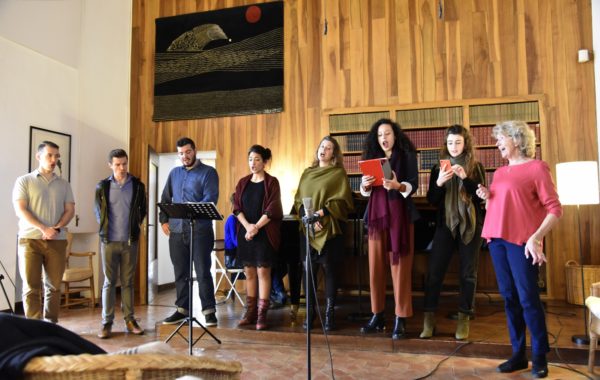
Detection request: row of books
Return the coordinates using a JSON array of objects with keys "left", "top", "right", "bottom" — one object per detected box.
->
[
  {"left": 342, "top": 155, "right": 361, "bottom": 174},
  {"left": 349, "top": 176, "right": 362, "bottom": 192},
  {"left": 475, "top": 146, "right": 541, "bottom": 168},
  {"left": 470, "top": 102, "right": 539, "bottom": 124},
  {"left": 417, "top": 150, "right": 440, "bottom": 171},
  {"left": 470, "top": 123, "right": 541, "bottom": 146},
  {"left": 336, "top": 134, "right": 367, "bottom": 152},
  {"left": 414, "top": 173, "right": 431, "bottom": 197},
  {"left": 396, "top": 107, "right": 463, "bottom": 128},
  {"left": 404, "top": 128, "right": 446, "bottom": 149},
  {"left": 329, "top": 111, "right": 390, "bottom": 132}
]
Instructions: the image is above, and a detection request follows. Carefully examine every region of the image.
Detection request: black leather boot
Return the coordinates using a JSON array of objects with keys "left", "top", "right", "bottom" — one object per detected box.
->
[
  {"left": 360, "top": 312, "right": 385, "bottom": 333},
  {"left": 303, "top": 299, "right": 315, "bottom": 330},
  {"left": 497, "top": 352, "right": 528, "bottom": 373},
  {"left": 324, "top": 297, "right": 336, "bottom": 332},
  {"left": 392, "top": 316, "right": 406, "bottom": 339},
  {"left": 532, "top": 354, "right": 548, "bottom": 378}
]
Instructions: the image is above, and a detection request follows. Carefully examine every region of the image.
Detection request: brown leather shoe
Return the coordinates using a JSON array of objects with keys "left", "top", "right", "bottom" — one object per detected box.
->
[
  {"left": 126, "top": 319, "right": 144, "bottom": 335},
  {"left": 98, "top": 323, "right": 112, "bottom": 339}
]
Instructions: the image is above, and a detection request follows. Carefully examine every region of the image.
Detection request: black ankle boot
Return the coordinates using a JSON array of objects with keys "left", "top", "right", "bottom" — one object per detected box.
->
[
  {"left": 324, "top": 297, "right": 335, "bottom": 332},
  {"left": 360, "top": 312, "right": 385, "bottom": 333},
  {"left": 392, "top": 316, "right": 406, "bottom": 339},
  {"left": 532, "top": 354, "right": 548, "bottom": 378},
  {"left": 303, "top": 305, "right": 315, "bottom": 330},
  {"left": 497, "top": 352, "right": 528, "bottom": 373}
]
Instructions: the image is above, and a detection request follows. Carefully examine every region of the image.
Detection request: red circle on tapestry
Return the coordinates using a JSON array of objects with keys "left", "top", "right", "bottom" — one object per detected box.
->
[{"left": 246, "top": 5, "right": 261, "bottom": 23}]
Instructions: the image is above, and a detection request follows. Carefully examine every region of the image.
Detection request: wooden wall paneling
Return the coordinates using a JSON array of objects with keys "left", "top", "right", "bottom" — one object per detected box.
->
[
  {"left": 131, "top": 0, "right": 598, "bottom": 302},
  {"left": 394, "top": 0, "right": 416, "bottom": 104}
]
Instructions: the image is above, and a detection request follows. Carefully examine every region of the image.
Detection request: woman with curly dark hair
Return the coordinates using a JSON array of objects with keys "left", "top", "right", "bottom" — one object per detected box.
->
[{"left": 359, "top": 119, "right": 419, "bottom": 340}]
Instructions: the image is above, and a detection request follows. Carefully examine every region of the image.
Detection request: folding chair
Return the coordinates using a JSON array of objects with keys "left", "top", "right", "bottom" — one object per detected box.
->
[{"left": 212, "top": 239, "right": 245, "bottom": 307}]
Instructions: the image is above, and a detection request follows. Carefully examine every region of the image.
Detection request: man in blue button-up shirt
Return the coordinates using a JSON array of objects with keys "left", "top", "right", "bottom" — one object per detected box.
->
[{"left": 159, "top": 137, "right": 219, "bottom": 326}]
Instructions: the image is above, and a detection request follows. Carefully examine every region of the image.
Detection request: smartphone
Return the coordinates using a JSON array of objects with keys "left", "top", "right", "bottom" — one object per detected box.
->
[{"left": 440, "top": 159, "right": 451, "bottom": 172}]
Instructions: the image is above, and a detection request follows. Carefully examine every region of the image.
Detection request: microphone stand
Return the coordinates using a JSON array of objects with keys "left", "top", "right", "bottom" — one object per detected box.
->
[
  {"left": 303, "top": 215, "right": 316, "bottom": 380},
  {"left": 0, "top": 274, "right": 13, "bottom": 314},
  {"left": 0, "top": 255, "right": 15, "bottom": 314}
]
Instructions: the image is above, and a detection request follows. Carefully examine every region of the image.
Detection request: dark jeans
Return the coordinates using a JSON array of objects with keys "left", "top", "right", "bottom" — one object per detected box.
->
[
  {"left": 169, "top": 226, "right": 216, "bottom": 315},
  {"left": 489, "top": 238, "right": 549, "bottom": 356},
  {"left": 423, "top": 225, "right": 482, "bottom": 315},
  {"left": 301, "top": 233, "right": 344, "bottom": 301}
]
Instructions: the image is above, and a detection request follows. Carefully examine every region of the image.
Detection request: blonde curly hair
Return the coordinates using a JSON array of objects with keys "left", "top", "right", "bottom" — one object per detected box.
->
[{"left": 492, "top": 120, "right": 536, "bottom": 158}]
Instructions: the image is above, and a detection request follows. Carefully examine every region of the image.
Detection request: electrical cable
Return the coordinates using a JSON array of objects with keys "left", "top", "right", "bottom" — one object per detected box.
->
[
  {"left": 413, "top": 296, "right": 591, "bottom": 379},
  {"left": 306, "top": 250, "right": 336, "bottom": 379}
]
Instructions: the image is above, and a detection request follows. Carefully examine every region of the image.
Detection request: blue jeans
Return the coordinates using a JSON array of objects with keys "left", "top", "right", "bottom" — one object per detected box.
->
[
  {"left": 489, "top": 238, "right": 549, "bottom": 356},
  {"left": 169, "top": 226, "right": 216, "bottom": 315},
  {"left": 101, "top": 241, "right": 138, "bottom": 324}
]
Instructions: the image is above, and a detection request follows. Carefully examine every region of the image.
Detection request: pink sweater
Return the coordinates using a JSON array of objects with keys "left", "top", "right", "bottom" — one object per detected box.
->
[{"left": 481, "top": 160, "right": 562, "bottom": 245}]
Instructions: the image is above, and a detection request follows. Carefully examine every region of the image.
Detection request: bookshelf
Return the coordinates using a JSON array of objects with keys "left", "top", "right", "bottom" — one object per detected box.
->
[
  {"left": 326, "top": 97, "right": 544, "bottom": 198},
  {"left": 326, "top": 96, "right": 545, "bottom": 293}
]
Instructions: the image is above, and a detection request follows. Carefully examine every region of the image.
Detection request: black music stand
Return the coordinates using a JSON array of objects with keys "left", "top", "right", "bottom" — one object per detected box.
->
[{"left": 158, "top": 202, "right": 223, "bottom": 354}]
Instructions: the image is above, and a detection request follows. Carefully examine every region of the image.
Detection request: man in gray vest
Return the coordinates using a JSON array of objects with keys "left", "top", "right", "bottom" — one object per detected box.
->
[{"left": 13, "top": 140, "right": 75, "bottom": 323}]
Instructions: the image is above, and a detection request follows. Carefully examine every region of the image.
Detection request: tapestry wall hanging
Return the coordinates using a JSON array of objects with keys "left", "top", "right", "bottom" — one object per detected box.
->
[{"left": 153, "top": 2, "right": 283, "bottom": 121}]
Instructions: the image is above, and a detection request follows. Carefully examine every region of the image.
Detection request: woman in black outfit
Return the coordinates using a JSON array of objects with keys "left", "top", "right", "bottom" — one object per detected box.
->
[
  {"left": 234, "top": 145, "right": 283, "bottom": 330},
  {"left": 421, "top": 124, "right": 485, "bottom": 340}
]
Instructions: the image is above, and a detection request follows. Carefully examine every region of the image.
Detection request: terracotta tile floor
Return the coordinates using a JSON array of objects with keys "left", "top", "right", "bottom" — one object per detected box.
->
[{"left": 52, "top": 287, "right": 596, "bottom": 379}]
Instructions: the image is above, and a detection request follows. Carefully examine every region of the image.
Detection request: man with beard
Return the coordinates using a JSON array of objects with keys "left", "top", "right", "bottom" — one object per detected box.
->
[{"left": 159, "top": 137, "right": 219, "bottom": 326}]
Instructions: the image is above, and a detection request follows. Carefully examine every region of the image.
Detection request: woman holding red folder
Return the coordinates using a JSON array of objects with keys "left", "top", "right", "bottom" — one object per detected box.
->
[{"left": 359, "top": 119, "right": 419, "bottom": 339}]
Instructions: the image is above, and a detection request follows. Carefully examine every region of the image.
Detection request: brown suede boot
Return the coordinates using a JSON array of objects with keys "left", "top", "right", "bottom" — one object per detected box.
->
[
  {"left": 256, "top": 299, "right": 270, "bottom": 330},
  {"left": 238, "top": 296, "right": 258, "bottom": 327}
]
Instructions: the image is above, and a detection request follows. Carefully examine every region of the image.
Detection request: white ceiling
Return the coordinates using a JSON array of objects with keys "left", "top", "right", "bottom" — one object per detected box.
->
[{"left": 0, "top": 0, "right": 82, "bottom": 68}]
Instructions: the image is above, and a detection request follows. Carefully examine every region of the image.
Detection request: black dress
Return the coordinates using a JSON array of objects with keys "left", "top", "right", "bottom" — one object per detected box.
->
[{"left": 237, "top": 181, "right": 275, "bottom": 267}]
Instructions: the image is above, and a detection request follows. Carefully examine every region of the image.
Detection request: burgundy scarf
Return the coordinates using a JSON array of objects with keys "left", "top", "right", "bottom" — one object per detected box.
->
[{"left": 366, "top": 151, "right": 410, "bottom": 264}]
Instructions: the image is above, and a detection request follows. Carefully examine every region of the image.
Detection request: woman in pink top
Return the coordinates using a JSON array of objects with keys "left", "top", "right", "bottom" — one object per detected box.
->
[{"left": 477, "top": 120, "right": 562, "bottom": 379}]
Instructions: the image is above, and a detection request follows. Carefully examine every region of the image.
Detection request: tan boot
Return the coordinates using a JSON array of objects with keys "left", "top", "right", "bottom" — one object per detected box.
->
[
  {"left": 419, "top": 312, "right": 436, "bottom": 339},
  {"left": 238, "top": 296, "right": 258, "bottom": 327},
  {"left": 290, "top": 304, "right": 299, "bottom": 326},
  {"left": 455, "top": 312, "right": 470, "bottom": 340}
]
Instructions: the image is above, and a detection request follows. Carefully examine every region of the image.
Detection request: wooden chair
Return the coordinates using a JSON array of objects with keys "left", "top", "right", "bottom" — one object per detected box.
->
[
  {"left": 585, "top": 281, "right": 600, "bottom": 373},
  {"left": 61, "top": 233, "right": 96, "bottom": 308}
]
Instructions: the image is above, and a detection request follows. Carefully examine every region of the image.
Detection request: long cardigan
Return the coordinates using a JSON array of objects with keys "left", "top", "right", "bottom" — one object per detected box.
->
[{"left": 233, "top": 172, "right": 283, "bottom": 251}]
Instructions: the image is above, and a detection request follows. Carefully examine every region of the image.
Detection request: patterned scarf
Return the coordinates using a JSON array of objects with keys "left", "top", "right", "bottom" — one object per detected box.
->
[{"left": 444, "top": 154, "right": 476, "bottom": 244}]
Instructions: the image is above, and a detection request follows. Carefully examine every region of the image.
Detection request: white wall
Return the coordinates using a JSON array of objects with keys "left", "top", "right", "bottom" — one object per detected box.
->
[{"left": 0, "top": 0, "right": 132, "bottom": 311}]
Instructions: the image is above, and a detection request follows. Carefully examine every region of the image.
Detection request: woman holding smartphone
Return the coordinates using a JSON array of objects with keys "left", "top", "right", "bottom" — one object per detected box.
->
[{"left": 421, "top": 124, "right": 486, "bottom": 340}]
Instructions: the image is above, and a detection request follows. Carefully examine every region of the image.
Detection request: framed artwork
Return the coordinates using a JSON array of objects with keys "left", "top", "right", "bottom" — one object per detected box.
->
[
  {"left": 29, "top": 126, "right": 72, "bottom": 182},
  {"left": 153, "top": 1, "right": 284, "bottom": 121}
]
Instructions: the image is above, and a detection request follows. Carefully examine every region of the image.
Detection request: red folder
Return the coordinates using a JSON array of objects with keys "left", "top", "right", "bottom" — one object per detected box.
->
[{"left": 358, "top": 158, "right": 392, "bottom": 187}]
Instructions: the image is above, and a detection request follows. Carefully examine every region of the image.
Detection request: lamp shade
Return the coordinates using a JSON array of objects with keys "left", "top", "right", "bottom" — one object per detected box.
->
[{"left": 556, "top": 161, "right": 600, "bottom": 206}]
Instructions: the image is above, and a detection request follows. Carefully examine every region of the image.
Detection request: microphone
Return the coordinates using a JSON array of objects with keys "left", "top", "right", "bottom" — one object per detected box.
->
[
  {"left": 302, "top": 197, "right": 313, "bottom": 216},
  {"left": 302, "top": 197, "right": 320, "bottom": 225},
  {"left": 57, "top": 159, "right": 62, "bottom": 177}
]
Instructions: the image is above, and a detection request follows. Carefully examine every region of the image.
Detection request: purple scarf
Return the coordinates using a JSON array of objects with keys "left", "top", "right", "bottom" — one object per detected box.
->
[{"left": 366, "top": 151, "right": 410, "bottom": 264}]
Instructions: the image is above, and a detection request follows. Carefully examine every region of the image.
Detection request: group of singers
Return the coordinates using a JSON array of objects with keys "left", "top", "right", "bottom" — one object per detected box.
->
[
  {"left": 217, "top": 118, "right": 561, "bottom": 379},
  {"left": 13, "top": 117, "right": 560, "bottom": 379}
]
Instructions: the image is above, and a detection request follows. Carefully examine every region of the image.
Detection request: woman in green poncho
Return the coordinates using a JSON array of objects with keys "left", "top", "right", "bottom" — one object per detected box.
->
[{"left": 294, "top": 136, "right": 354, "bottom": 331}]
